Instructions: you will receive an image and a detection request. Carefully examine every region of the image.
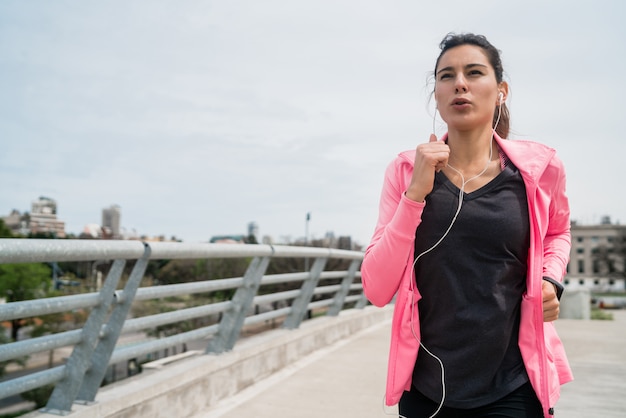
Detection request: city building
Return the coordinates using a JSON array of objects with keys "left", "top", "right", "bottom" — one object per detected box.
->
[
  {"left": 247, "top": 221, "right": 259, "bottom": 243},
  {"left": 566, "top": 218, "right": 626, "bottom": 292},
  {"left": 80, "top": 223, "right": 105, "bottom": 239},
  {"left": 337, "top": 236, "right": 353, "bottom": 250},
  {"left": 209, "top": 235, "right": 247, "bottom": 244},
  {"left": 1, "top": 197, "right": 66, "bottom": 237},
  {"left": 31, "top": 196, "right": 57, "bottom": 216},
  {"left": 102, "top": 205, "right": 121, "bottom": 239},
  {"left": 28, "top": 196, "right": 66, "bottom": 238},
  {"left": 1, "top": 209, "right": 30, "bottom": 236}
]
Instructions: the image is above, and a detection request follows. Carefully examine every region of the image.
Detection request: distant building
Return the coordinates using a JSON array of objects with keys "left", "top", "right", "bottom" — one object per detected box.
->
[
  {"left": 210, "top": 235, "right": 247, "bottom": 244},
  {"left": 28, "top": 196, "right": 66, "bottom": 238},
  {"left": 337, "top": 236, "right": 353, "bottom": 250},
  {"left": 566, "top": 219, "right": 626, "bottom": 292},
  {"left": 247, "top": 221, "right": 259, "bottom": 243},
  {"left": 141, "top": 235, "right": 180, "bottom": 242},
  {"left": 323, "top": 231, "right": 337, "bottom": 248},
  {"left": 102, "top": 205, "right": 121, "bottom": 239},
  {"left": 31, "top": 196, "right": 57, "bottom": 215},
  {"left": 80, "top": 223, "right": 104, "bottom": 239},
  {"left": 1, "top": 209, "right": 30, "bottom": 236}
]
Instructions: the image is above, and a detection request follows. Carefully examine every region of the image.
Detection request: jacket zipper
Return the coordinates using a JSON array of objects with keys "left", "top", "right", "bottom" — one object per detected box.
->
[{"left": 528, "top": 187, "right": 553, "bottom": 416}]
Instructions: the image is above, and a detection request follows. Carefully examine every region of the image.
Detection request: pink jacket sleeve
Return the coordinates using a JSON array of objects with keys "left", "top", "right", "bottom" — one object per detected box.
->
[
  {"left": 541, "top": 155, "right": 571, "bottom": 282},
  {"left": 361, "top": 153, "right": 426, "bottom": 307}
]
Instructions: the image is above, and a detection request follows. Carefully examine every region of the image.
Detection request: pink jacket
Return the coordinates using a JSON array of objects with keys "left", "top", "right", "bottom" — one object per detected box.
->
[{"left": 362, "top": 134, "right": 573, "bottom": 417}]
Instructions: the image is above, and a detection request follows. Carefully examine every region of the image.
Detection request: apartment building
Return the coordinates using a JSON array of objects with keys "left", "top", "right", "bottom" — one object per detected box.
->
[
  {"left": 29, "top": 196, "right": 66, "bottom": 238},
  {"left": 102, "top": 205, "right": 122, "bottom": 239},
  {"left": 566, "top": 219, "right": 626, "bottom": 292}
]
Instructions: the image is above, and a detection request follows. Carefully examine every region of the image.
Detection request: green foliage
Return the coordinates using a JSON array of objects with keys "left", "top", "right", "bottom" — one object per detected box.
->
[
  {"left": 29, "top": 299, "right": 70, "bottom": 369},
  {"left": 145, "top": 259, "right": 170, "bottom": 281},
  {"left": 154, "top": 259, "right": 197, "bottom": 285},
  {"left": 0, "top": 263, "right": 52, "bottom": 341},
  {"left": 155, "top": 258, "right": 249, "bottom": 286},
  {"left": 0, "top": 264, "right": 52, "bottom": 303},
  {"left": 0, "top": 332, "right": 26, "bottom": 378},
  {"left": 591, "top": 308, "right": 614, "bottom": 320},
  {"left": 27, "top": 231, "right": 57, "bottom": 239},
  {"left": 20, "top": 384, "right": 54, "bottom": 408},
  {"left": 132, "top": 296, "right": 217, "bottom": 338},
  {"left": 0, "top": 219, "right": 12, "bottom": 238}
]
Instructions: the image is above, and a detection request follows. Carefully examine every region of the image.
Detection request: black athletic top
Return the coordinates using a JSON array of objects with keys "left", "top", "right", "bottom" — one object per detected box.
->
[{"left": 411, "top": 160, "right": 531, "bottom": 409}]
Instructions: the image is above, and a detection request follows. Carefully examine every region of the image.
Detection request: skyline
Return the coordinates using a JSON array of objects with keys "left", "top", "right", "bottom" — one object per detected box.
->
[
  {"left": 2, "top": 196, "right": 335, "bottom": 243},
  {"left": 2, "top": 1, "right": 625, "bottom": 246},
  {"left": 3, "top": 187, "right": 623, "bottom": 245}
]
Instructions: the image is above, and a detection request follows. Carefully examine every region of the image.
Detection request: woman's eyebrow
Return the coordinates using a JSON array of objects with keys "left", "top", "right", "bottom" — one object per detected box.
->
[
  {"left": 466, "top": 63, "right": 488, "bottom": 70},
  {"left": 436, "top": 63, "right": 488, "bottom": 75}
]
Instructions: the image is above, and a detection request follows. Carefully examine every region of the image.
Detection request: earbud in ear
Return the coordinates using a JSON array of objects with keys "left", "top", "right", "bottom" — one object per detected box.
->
[{"left": 498, "top": 92, "right": 504, "bottom": 103}]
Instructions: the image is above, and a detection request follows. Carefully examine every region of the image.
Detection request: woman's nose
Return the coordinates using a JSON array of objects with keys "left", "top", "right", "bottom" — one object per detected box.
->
[{"left": 454, "top": 75, "right": 468, "bottom": 93}]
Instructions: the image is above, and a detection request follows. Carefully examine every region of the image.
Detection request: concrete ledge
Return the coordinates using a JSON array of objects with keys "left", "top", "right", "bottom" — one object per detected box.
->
[
  {"left": 560, "top": 288, "right": 591, "bottom": 320},
  {"left": 142, "top": 350, "right": 203, "bottom": 370},
  {"left": 24, "top": 306, "right": 392, "bottom": 418}
]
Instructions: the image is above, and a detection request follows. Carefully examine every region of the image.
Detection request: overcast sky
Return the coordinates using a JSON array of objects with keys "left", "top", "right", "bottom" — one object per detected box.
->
[{"left": 1, "top": 1, "right": 624, "bottom": 245}]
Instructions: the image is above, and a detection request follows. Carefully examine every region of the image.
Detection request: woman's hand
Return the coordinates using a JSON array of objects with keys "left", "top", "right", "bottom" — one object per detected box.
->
[
  {"left": 542, "top": 280, "right": 560, "bottom": 322},
  {"left": 405, "top": 134, "right": 450, "bottom": 202}
]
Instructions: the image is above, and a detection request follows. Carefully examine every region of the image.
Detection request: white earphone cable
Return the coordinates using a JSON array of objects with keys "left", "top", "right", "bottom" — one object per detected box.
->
[{"left": 385, "top": 99, "right": 503, "bottom": 418}]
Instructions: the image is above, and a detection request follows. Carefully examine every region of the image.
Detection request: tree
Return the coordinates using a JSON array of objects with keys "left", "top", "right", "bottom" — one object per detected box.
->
[
  {"left": 245, "top": 234, "right": 258, "bottom": 244},
  {"left": 0, "top": 263, "right": 52, "bottom": 340},
  {"left": 30, "top": 309, "right": 67, "bottom": 368},
  {"left": 612, "top": 231, "right": 626, "bottom": 276},
  {"left": 0, "top": 331, "right": 26, "bottom": 378},
  {"left": 20, "top": 385, "right": 54, "bottom": 409},
  {"left": 155, "top": 258, "right": 249, "bottom": 288},
  {"left": 592, "top": 244, "right": 613, "bottom": 275},
  {"left": 0, "top": 219, "right": 13, "bottom": 238}
]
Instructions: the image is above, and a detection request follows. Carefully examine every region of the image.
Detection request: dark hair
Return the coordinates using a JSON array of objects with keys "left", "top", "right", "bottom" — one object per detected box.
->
[{"left": 434, "top": 33, "right": 510, "bottom": 138}]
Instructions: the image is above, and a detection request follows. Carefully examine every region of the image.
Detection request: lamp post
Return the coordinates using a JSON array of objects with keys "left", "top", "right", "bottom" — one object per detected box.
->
[{"left": 304, "top": 212, "right": 310, "bottom": 271}]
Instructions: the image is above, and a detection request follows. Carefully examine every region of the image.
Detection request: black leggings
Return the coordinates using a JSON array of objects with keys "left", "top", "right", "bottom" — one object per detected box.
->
[{"left": 398, "top": 382, "right": 544, "bottom": 418}]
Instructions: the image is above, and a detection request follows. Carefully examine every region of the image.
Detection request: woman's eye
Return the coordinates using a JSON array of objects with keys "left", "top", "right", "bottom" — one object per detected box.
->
[
  {"left": 468, "top": 70, "right": 483, "bottom": 76},
  {"left": 439, "top": 73, "right": 452, "bottom": 80}
]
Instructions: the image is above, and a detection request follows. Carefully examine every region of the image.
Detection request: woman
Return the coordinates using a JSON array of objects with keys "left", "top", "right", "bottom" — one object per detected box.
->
[{"left": 361, "top": 33, "right": 572, "bottom": 418}]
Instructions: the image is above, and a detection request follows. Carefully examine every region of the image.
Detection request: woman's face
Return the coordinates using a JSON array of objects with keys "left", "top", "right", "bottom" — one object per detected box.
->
[{"left": 434, "top": 44, "right": 504, "bottom": 133}]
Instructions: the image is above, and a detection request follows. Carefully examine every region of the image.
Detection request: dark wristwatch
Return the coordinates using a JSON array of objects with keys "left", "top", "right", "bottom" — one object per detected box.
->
[{"left": 542, "top": 276, "right": 564, "bottom": 300}]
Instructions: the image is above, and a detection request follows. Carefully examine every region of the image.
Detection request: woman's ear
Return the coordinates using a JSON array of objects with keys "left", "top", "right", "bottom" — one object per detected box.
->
[{"left": 497, "top": 81, "right": 509, "bottom": 104}]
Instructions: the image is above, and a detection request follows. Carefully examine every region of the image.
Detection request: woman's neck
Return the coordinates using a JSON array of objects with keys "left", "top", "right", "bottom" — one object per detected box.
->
[{"left": 446, "top": 125, "right": 496, "bottom": 169}]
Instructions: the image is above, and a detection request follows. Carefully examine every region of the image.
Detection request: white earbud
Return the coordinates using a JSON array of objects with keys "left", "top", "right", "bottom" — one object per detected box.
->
[{"left": 498, "top": 92, "right": 504, "bottom": 104}]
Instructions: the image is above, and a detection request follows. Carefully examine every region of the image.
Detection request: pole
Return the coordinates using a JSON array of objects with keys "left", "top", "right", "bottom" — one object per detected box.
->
[{"left": 304, "top": 212, "right": 310, "bottom": 271}]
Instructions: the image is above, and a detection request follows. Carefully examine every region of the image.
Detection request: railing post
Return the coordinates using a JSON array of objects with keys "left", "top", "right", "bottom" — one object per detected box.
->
[
  {"left": 282, "top": 256, "right": 327, "bottom": 329},
  {"left": 355, "top": 291, "right": 369, "bottom": 309},
  {"left": 74, "top": 243, "right": 151, "bottom": 403},
  {"left": 205, "top": 255, "right": 271, "bottom": 354},
  {"left": 326, "top": 259, "right": 361, "bottom": 316},
  {"left": 42, "top": 259, "right": 127, "bottom": 415}
]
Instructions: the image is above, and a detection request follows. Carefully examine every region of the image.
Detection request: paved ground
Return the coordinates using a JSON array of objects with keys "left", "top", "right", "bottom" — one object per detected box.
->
[
  {"left": 198, "top": 310, "right": 626, "bottom": 418},
  {"left": 556, "top": 310, "right": 626, "bottom": 417}
]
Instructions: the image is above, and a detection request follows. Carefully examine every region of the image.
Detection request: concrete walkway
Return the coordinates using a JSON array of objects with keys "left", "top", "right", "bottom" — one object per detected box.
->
[
  {"left": 556, "top": 310, "right": 626, "bottom": 417},
  {"left": 198, "top": 310, "right": 626, "bottom": 418}
]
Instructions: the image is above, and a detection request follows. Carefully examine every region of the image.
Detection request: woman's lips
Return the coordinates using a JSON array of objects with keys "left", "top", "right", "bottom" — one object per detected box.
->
[{"left": 451, "top": 98, "right": 471, "bottom": 110}]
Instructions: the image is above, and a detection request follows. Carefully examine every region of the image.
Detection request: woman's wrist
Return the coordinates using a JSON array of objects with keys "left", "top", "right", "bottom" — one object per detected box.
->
[
  {"left": 405, "top": 188, "right": 426, "bottom": 203},
  {"left": 543, "top": 276, "right": 564, "bottom": 300}
]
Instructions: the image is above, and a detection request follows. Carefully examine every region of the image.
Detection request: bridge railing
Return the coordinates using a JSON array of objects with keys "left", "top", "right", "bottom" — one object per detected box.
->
[{"left": 0, "top": 239, "right": 366, "bottom": 415}]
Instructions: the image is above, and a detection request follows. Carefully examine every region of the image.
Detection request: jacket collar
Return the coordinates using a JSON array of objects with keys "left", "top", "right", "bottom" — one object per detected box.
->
[
  {"left": 493, "top": 133, "right": 555, "bottom": 187},
  {"left": 435, "top": 132, "right": 555, "bottom": 187}
]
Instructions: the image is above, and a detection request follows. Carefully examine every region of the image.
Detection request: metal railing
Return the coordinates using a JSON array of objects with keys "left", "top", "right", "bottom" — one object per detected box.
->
[{"left": 0, "top": 239, "right": 366, "bottom": 415}]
